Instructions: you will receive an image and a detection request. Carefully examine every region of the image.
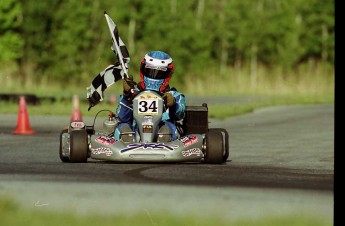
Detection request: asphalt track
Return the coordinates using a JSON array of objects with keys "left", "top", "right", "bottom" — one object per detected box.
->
[{"left": 0, "top": 104, "right": 334, "bottom": 222}]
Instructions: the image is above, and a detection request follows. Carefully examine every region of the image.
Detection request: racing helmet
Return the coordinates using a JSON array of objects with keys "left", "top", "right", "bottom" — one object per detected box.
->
[{"left": 139, "top": 51, "right": 174, "bottom": 92}]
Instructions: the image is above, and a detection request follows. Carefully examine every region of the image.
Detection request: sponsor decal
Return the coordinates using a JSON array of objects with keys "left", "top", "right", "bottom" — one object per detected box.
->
[
  {"left": 95, "top": 136, "right": 118, "bottom": 146},
  {"left": 91, "top": 147, "right": 113, "bottom": 156},
  {"left": 178, "top": 135, "right": 198, "bottom": 147},
  {"left": 70, "top": 121, "right": 85, "bottom": 129},
  {"left": 145, "top": 64, "right": 167, "bottom": 71},
  {"left": 142, "top": 116, "right": 153, "bottom": 125},
  {"left": 143, "top": 125, "right": 153, "bottom": 133},
  {"left": 181, "top": 148, "right": 202, "bottom": 157},
  {"left": 138, "top": 93, "right": 159, "bottom": 100},
  {"left": 120, "top": 143, "right": 179, "bottom": 153}
]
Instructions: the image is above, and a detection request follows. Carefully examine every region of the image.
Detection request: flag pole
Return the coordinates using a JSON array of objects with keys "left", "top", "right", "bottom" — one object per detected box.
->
[{"left": 104, "top": 11, "right": 129, "bottom": 79}]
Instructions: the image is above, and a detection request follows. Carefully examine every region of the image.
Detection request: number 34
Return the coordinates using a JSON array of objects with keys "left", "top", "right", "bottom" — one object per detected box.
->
[{"left": 138, "top": 100, "right": 158, "bottom": 115}]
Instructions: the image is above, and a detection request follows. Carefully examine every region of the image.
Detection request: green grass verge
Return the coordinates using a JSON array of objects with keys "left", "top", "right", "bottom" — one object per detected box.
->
[
  {"left": 0, "top": 197, "right": 332, "bottom": 226},
  {"left": 1, "top": 62, "right": 334, "bottom": 118},
  {"left": 208, "top": 94, "right": 334, "bottom": 119},
  {"left": 0, "top": 93, "right": 334, "bottom": 119}
]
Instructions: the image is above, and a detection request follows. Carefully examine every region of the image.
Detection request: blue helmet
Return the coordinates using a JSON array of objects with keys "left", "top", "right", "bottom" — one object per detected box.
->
[{"left": 139, "top": 51, "right": 174, "bottom": 92}]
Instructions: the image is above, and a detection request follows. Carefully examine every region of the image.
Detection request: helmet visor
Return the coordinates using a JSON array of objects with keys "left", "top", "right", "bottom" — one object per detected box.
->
[{"left": 141, "top": 64, "right": 172, "bottom": 79}]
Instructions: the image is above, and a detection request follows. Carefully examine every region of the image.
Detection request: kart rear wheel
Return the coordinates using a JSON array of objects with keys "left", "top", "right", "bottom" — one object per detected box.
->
[
  {"left": 70, "top": 130, "right": 88, "bottom": 163},
  {"left": 204, "top": 129, "right": 224, "bottom": 164},
  {"left": 59, "top": 129, "right": 70, "bottom": 162}
]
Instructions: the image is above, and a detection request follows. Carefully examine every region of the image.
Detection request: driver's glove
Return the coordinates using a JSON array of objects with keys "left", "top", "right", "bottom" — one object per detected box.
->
[
  {"left": 123, "top": 75, "right": 136, "bottom": 92},
  {"left": 87, "top": 91, "right": 101, "bottom": 111},
  {"left": 123, "top": 75, "right": 137, "bottom": 102},
  {"left": 163, "top": 92, "right": 175, "bottom": 107}
]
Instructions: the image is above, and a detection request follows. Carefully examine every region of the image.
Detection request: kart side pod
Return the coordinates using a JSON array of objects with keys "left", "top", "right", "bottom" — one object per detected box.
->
[
  {"left": 183, "top": 103, "right": 209, "bottom": 134},
  {"left": 183, "top": 103, "right": 229, "bottom": 163}
]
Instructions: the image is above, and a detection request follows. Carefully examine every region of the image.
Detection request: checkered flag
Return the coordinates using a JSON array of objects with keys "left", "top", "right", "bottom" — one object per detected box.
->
[
  {"left": 86, "top": 12, "right": 131, "bottom": 110},
  {"left": 105, "top": 11, "right": 130, "bottom": 79}
]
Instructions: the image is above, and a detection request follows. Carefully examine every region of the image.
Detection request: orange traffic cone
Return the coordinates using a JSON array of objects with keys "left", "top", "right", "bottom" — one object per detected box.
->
[
  {"left": 70, "top": 95, "right": 82, "bottom": 122},
  {"left": 12, "top": 96, "right": 36, "bottom": 135}
]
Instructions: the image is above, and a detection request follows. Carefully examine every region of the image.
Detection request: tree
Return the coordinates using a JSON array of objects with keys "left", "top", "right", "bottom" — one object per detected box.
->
[
  {"left": 2, "top": 0, "right": 334, "bottom": 85},
  {"left": 298, "top": 0, "right": 334, "bottom": 64},
  {"left": 0, "top": 0, "right": 23, "bottom": 61}
]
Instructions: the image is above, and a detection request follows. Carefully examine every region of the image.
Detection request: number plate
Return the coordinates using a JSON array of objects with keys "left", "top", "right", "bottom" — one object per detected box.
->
[
  {"left": 137, "top": 93, "right": 159, "bottom": 115},
  {"left": 138, "top": 99, "right": 159, "bottom": 115}
]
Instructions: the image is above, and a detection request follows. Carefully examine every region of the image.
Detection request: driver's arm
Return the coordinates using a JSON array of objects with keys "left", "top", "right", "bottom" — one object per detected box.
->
[{"left": 170, "top": 91, "right": 186, "bottom": 120}]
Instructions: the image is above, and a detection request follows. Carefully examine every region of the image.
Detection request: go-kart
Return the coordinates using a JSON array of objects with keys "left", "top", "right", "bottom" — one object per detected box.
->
[{"left": 59, "top": 90, "right": 229, "bottom": 164}]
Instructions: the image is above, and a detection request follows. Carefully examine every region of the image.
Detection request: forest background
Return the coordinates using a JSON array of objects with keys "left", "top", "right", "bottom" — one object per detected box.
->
[{"left": 0, "top": 0, "right": 334, "bottom": 104}]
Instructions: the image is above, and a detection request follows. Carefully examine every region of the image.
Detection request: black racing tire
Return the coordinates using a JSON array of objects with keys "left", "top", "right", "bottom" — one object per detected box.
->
[
  {"left": 59, "top": 129, "right": 70, "bottom": 163},
  {"left": 70, "top": 130, "right": 88, "bottom": 163},
  {"left": 204, "top": 129, "right": 224, "bottom": 164}
]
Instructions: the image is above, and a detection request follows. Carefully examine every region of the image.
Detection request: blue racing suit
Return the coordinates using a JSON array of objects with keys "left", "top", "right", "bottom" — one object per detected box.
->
[{"left": 114, "top": 87, "right": 186, "bottom": 141}]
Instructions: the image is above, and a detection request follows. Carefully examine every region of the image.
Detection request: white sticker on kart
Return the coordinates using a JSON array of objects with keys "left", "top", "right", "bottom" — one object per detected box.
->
[
  {"left": 70, "top": 121, "right": 85, "bottom": 129},
  {"left": 138, "top": 99, "right": 159, "bottom": 115}
]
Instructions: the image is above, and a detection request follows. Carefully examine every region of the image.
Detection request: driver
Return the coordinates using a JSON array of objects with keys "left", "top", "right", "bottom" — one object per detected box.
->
[{"left": 87, "top": 51, "right": 186, "bottom": 142}]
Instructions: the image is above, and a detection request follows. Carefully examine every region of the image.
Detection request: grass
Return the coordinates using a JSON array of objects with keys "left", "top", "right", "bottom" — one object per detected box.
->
[
  {"left": 0, "top": 197, "right": 332, "bottom": 226},
  {"left": 0, "top": 93, "right": 333, "bottom": 119},
  {"left": 1, "top": 62, "right": 334, "bottom": 118},
  {"left": 208, "top": 94, "right": 333, "bottom": 119}
]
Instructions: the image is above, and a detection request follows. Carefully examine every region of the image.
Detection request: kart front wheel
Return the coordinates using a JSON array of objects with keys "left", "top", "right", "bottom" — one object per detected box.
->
[
  {"left": 204, "top": 129, "right": 224, "bottom": 164},
  {"left": 70, "top": 130, "right": 88, "bottom": 163},
  {"left": 59, "top": 129, "right": 70, "bottom": 162}
]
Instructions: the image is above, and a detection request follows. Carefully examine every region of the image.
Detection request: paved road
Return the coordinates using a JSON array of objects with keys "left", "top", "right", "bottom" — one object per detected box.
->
[{"left": 0, "top": 104, "right": 334, "bottom": 222}]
